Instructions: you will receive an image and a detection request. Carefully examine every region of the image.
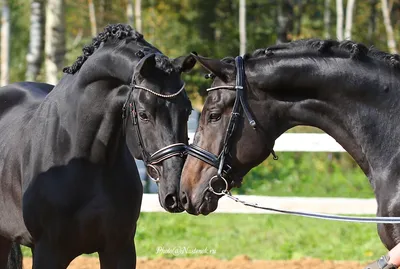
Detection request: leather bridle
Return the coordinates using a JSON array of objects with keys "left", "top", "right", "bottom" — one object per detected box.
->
[
  {"left": 176, "top": 56, "right": 400, "bottom": 225},
  {"left": 122, "top": 76, "right": 188, "bottom": 183},
  {"left": 186, "top": 56, "right": 276, "bottom": 195}
]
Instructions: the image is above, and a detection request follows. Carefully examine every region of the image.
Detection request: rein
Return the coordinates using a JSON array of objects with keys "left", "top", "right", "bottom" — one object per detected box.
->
[
  {"left": 122, "top": 77, "right": 187, "bottom": 183},
  {"left": 223, "top": 191, "right": 400, "bottom": 223},
  {"left": 187, "top": 55, "right": 400, "bottom": 224}
]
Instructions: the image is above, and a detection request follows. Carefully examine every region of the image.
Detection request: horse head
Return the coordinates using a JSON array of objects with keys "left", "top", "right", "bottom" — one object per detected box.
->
[{"left": 63, "top": 24, "right": 196, "bottom": 212}]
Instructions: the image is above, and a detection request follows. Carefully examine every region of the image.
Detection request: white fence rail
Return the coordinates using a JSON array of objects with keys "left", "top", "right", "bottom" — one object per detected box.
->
[
  {"left": 188, "top": 132, "right": 345, "bottom": 152},
  {"left": 273, "top": 133, "right": 345, "bottom": 152},
  {"left": 141, "top": 194, "right": 376, "bottom": 215},
  {"left": 142, "top": 133, "right": 372, "bottom": 214}
]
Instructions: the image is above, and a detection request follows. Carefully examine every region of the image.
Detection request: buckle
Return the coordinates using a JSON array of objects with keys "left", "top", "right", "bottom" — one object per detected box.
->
[{"left": 377, "top": 255, "right": 398, "bottom": 269}]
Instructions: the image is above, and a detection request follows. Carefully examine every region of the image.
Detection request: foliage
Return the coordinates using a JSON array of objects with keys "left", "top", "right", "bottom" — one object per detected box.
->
[
  {"left": 9, "top": 0, "right": 30, "bottom": 82},
  {"left": 235, "top": 125, "right": 373, "bottom": 198},
  {"left": 5, "top": 0, "right": 400, "bottom": 197},
  {"left": 22, "top": 212, "right": 386, "bottom": 261},
  {"left": 8, "top": 0, "right": 400, "bottom": 106},
  {"left": 238, "top": 151, "right": 374, "bottom": 198}
]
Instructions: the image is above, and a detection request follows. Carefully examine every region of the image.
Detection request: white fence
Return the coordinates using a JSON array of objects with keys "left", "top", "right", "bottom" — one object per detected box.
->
[
  {"left": 188, "top": 132, "right": 345, "bottom": 152},
  {"left": 273, "top": 133, "right": 345, "bottom": 152},
  {"left": 141, "top": 194, "right": 376, "bottom": 214},
  {"left": 141, "top": 133, "right": 376, "bottom": 215}
]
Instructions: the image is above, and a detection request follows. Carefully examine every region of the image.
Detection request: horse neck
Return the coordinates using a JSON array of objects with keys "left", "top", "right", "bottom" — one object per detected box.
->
[
  {"left": 255, "top": 57, "right": 400, "bottom": 178},
  {"left": 38, "top": 47, "right": 136, "bottom": 165}
]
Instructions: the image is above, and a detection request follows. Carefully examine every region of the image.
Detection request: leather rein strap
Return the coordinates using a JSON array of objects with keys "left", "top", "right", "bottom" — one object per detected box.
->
[{"left": 223, "top": 191, "right": 400, "bottom": 223}]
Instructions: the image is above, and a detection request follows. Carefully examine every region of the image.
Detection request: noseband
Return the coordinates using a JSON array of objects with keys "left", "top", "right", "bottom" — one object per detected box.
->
[
  {"left": 186, "top": 56, "right": 276, "bottom": 195},
  {"left": 122, "top": 78, "right": 187, "bottom": 183}
]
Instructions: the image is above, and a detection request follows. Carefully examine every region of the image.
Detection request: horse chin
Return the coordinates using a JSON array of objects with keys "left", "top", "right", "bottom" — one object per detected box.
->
[
  {"left": 160, "top": 200, "right": 185, "bottom": 213},
  {"left": 196, "top": 174, "right": 243, "bottom": 215},
  {"left": 198, "top": 191, "right": 219, "bottom": 215},
  {"left": 165, "top": 205, "right": 185, "bottom": 213}
]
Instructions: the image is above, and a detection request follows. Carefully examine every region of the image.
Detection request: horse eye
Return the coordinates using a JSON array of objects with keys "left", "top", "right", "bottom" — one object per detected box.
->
[
  {"left": 209, "top": 112, "right": 221, "bottom": 122},
  {"left": 139, "top": 112, "right": 149, "bottom": 121}
]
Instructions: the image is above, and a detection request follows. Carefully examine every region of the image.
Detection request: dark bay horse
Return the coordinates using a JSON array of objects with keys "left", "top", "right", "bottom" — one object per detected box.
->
[
  {"left": 180, "top": 39, "right": 400, "bottom": 252},
  {"left": 0, "top": 23, "right": 195, "bottom": 269}
]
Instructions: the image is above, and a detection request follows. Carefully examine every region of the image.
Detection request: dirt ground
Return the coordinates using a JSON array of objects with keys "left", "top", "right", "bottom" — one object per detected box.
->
[{"left": 23, "top": 255, "right": 370, "bottom": 269}]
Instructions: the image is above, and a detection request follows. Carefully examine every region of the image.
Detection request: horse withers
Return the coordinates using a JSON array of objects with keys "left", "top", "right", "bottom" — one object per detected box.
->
[
  {"left": 0, "top": 23, "right": 195, "bottom": 269},
  {"left": 180, "top": 39, "right": 400, "bottom": 261}
]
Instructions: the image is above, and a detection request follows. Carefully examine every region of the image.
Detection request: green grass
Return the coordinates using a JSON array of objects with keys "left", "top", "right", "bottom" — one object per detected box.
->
[
  {"left": 22, "top": 212, "right": 387, "bottom": 261},
  {"left": 235, "top": 126, "right": 375, "bottom": 198},
  {"left": 239, "top": 152, "right": 374, "bottom": 198},
  {"left": 19, "top": 127, "right": 379, "bottom": 261}
]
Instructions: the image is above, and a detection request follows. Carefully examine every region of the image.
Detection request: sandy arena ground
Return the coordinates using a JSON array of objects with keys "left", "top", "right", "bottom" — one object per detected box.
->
[{"left": 23, "top": 255, "right": 370, "bottom": 269}]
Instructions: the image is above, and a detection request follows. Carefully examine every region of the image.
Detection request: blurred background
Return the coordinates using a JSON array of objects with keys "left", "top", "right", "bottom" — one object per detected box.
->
[
  {"left": 5, "top": 0, "right": 400, "bottom": 263},
  {"left": 3, "top": 0, "right": 398, "bottom": 198}
]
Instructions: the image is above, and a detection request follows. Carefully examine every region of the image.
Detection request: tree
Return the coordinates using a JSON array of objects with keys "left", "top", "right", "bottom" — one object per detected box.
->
[
  {"left": 88, "top": 0, "right": 97, "bottom": 37},
  {"left": 135, "top": 0, "right": 141, "bottom": 33},
  {"left": 381, "top": 0, "right": 398, "bottom": 53},
  {"left": 191, "top": 0, "right": 217, "bottom": 56},
  {"left": 344, "top": 0, "right": 356, "bottom": 40},
  {"left": 294, "top": 0, "right": 306, "bottom": 37},
  {"left": 276, "top": 0, "right": 293, "bottom": 44},
  {"left": 45, "top": 0, "right": 66, "bottom": 84},
  {"left": 126, "top": 0, "right": 134, "bottom": 26},
  {"left": 336, "top": 0, "right": 344, "bottom": 40},
  {"left": 26, "top": 0, "right": 45, "bottom": 81},
  {"left": 1, "top": 0, "right": 10, "bottom": 86},
  {"left": 367, "top": 0, "right": 378, "bottom": 44},
  {"left": 324, "top": 0, "right": 332, "bottom": 39},
  {"left": 239, "top": 0, "right": 246, "bottom": 55},
  {"left": 98, "top": 0, "right": 105, "bottom": 26}
]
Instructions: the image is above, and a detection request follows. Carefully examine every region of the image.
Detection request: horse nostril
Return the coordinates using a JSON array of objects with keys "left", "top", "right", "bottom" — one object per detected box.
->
[
  {"left": 165, "top": 194, "right": 178, "bottom": 209},
  {"left": 181, "top": 192, "right": 188, "bottom": 206}
]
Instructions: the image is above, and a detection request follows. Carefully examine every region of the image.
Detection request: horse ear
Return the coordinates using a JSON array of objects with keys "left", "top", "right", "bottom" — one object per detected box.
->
[
  {"left": 172, "top": 54, "right": 197, "bottom": 73},
  {"left": 135, "top": 53, "right": 156, "bottom": 78},
  {"left": 190, "top": 52, "right": 235, "bottom": 82}
]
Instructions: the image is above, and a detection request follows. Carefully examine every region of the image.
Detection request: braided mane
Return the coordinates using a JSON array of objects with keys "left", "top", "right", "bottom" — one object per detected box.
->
[
  {"left": 245, "top": 39, "right": 400, "bottom": 70},
  {"left": 63, "top": 24, "right": 143, "bottom": 74},
  {"left": 63, "top": 23, "right": 178, "bottom": 75}
]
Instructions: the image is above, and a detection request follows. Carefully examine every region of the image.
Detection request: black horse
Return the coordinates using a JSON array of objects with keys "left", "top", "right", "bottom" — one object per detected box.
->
[
  {"left": 180, "top": 39, "right": 400, "bottom": 253},
  {"left": 0, "top": 23, "right": 195, "bottom": 269}
]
